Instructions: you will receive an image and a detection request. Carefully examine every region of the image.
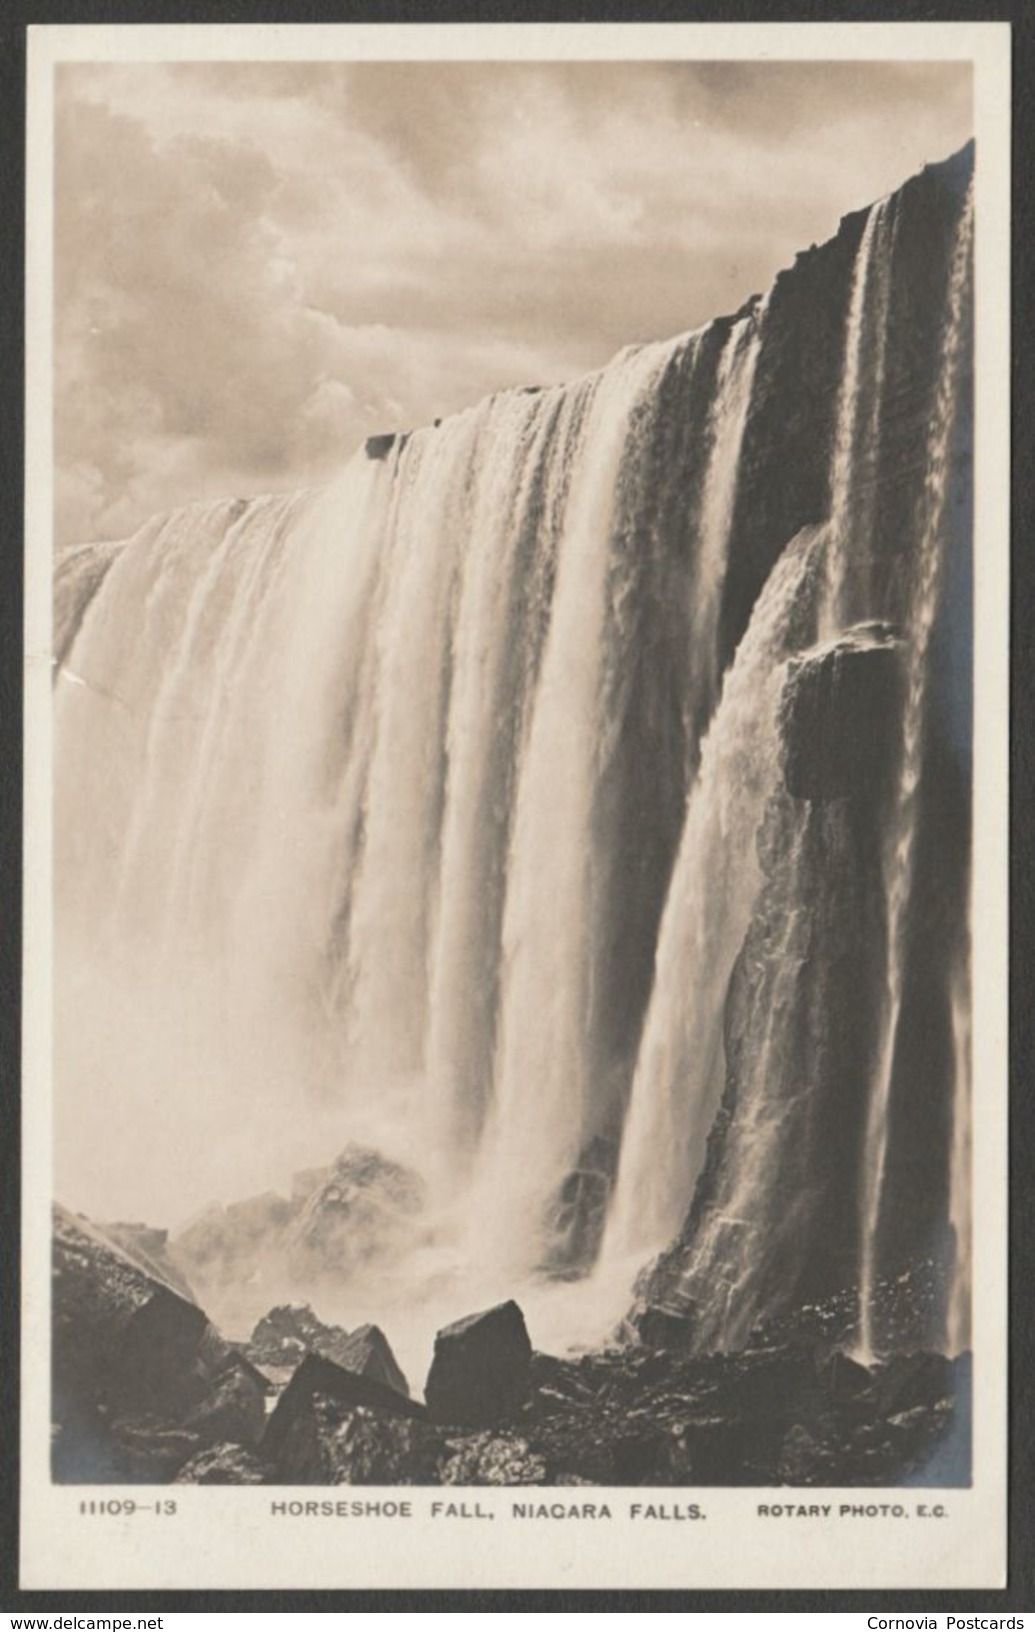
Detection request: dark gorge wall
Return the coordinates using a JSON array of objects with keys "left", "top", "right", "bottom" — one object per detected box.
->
[{"left": 636, "top": 143, "right": 973, "bottom": 1354}]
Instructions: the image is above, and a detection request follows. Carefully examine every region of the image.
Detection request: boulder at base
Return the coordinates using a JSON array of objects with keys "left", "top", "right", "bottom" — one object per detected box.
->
[
  {"left": 334, "top": 1324, "right": 411, "bottom": 1398},
  {"left": 425, "top": 1300, "right": 533, "bottom": 1427},
  {"left": 264, "top": 1352, "right": 425, "bottom": 1466}
]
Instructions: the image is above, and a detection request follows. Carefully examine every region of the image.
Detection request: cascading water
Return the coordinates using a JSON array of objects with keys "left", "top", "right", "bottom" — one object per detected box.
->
[
  {"left": 822, "top": 195, "right": 899, "bottom": 634},
  {"left": 856, "top": 184, "right": 973, "bottom": 1361},
  {"left": 947, "top": 935, "right": 972, "bottom": 1358},
  {"left": 53, "top": 147, "right": 974, "bottom": 1378}
]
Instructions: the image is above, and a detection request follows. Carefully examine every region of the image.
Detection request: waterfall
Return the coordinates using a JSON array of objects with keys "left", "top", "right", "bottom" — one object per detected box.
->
[
  {"left": 856, "top": 185, "right": 974, "bottom": 1360},
  {"left": 823, "top": 196, "right": 899, "bottom": 634},
  {"left": 947, "top": 935, "right": 972, "bottom": 1357},
  {"left": 599, "top": 521, "right": 820, "bottom": 1267},
  {"left": 54, "top": 149, "right": 974, "bottom": 1369}
]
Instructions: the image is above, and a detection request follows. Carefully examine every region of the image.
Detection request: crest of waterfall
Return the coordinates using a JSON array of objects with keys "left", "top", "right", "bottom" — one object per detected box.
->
[{"left": 53, "top": 148, "right": 974, "bottom": 1367}]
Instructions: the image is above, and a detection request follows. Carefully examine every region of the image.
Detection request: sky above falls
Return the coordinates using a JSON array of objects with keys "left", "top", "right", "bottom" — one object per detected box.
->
[{"left": 53, "top": 56, "right": 972, "bottom": 548}]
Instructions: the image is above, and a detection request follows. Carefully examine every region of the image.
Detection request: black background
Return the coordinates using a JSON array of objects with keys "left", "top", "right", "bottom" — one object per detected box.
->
[{"left": 1, "top": 0, "right": 1031, "bottom": 1612}]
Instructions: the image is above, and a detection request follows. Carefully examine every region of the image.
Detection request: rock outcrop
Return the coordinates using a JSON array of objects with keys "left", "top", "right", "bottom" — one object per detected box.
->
[
  {"left": 52, "top": 1206, "right": 267, "bottom": 1484},
  {"left": 780, "top": 624, "right": 902, "bottom": 801},
  {"left": 425, "top": 1301, "right": 533, "bottom": 1427}
]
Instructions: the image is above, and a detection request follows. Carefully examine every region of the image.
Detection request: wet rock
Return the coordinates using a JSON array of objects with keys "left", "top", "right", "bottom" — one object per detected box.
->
[
  {"left": 425, "top": 1300, "right": 533, "bottom": 1428},
  {"left": 175, "top": 1442, "right": 273, "bottom": 1485},
  {"left": 780, "top": 626, "right": 902, "bottom": 803},
  {"left": 265, "top": 1390, "right": 438, "bottom": 1486},
  {"left": 439, "top": 1434, "right": 548, "bottom": 1485},
  {"left": 287, "top": 1145, "right": 425, "bottom": 1280},
  {"left": 635, "top": 1304, "right": 698, "bottom": 1352}
]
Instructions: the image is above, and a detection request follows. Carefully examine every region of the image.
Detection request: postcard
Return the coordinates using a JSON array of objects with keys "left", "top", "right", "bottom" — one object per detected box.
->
[{"left": 21, "top": 18, "right": 1010, "bottom": 1591}]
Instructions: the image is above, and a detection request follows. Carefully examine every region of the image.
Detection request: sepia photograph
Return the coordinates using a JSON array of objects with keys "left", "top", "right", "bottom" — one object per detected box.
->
[{"left": 21, "top": 19, "right": 1011, "bottom": 1593}]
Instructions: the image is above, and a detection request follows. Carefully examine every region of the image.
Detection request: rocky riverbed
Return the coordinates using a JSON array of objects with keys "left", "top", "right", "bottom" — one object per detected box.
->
[{"left": 51, "top": 1205, "right": 968, "bottom": 1489}]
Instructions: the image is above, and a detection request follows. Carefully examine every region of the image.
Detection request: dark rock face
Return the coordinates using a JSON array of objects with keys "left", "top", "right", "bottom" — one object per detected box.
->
[
  {"left": 335, "top": 1325, "right": 410, "bottom": 1398},
  {"left": 425, "top": 1301, "right": 533, "bottom": 1427},
  {"left": 637, "top": 761, "right": 892, "bottom": 1346},
  {"left": 781, "top": 626, "right": 902, "bottom": 801},
  {"left": 633, "top": 1304, "right": 698, "bottom": 1352},
  {"left": 97, "top": 1220, "right": 197, "bottom": 1302},
  {"left": 365, "top": 432, "right": 398, "bottom": 460},
  {"left": 53, "top": 1206, "right": 209, "bottom": 1433},
  {"left": 287, "top": 1145, "right": 425, "bottom": 1281},
  {"left": 717, "top": 143, "right": 973, "bottom": 681},
  {"left": 53, "top": 1206, "right": 269, "bottom": 1484}
]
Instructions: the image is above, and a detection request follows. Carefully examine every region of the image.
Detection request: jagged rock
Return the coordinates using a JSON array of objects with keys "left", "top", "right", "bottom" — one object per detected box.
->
[
  {"left": 439, "top": 1434, "right": 548, "bottom": 1485},
  {"left": 175, "top": 1442, "right": 272, "bottom": 1485},
  {"left": 780, "top": 625, "right": 902, "bottom": 802},
  {"left": 196, "top": 1326, "right": 272, "bottom": 1394},
  {"left": 334, "top": 1325, "right": 410, "bottom": 1398},
  {"left": 287, "top": 1145, "right": 425, "bottom": 1280},
  {"left": 53, "top": 1205, "right": 209, "bottom": 1422},
  {"left": 97, "top": 1221, "right": 197, "bottom": 1302},
  {"left": 248, "top": 1303, "right": 352, "bottom": 1368},
  {"left": 264, "top": 1385, "right": 437, "bottom": 1485},
  {"left": 425, "top": 1301, "right": 532, "bottom": 1427},
  {"left": 264, "top": 1351, "right": 424, "bottom": 1477},
  {"left": 182, "top": 1363, "right": 267, "bottom": 1448}
]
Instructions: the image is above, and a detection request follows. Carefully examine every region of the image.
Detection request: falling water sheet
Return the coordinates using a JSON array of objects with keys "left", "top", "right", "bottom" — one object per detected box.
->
[{"left": 19, "top": 19, "right": 1012, "bottom": 1599}]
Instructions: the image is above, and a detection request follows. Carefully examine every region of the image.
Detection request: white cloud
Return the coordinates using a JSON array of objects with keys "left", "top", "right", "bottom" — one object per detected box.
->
[{"left": 54, "top": 59, "right": 972, "bottom": 545}]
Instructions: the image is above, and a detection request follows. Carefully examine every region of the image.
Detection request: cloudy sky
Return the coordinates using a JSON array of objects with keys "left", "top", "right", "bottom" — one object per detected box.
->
[{"left": 54, "top": 57, "right": 971, "bottom": 546}]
